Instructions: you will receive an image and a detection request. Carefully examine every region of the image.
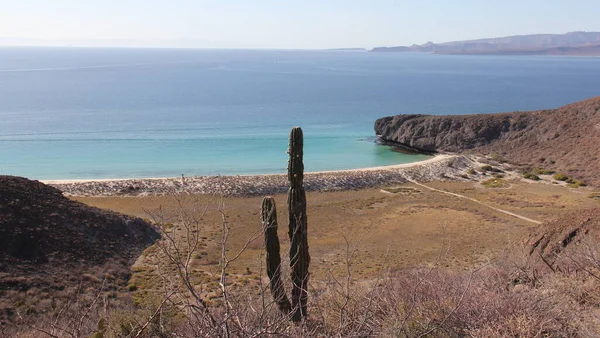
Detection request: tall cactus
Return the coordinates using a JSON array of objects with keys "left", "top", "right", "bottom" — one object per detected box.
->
[
  {"left": 261, "top": 126, "right": 311, "bottom": 322},
  {"left": 261, "top": 196, "right": 291, "bottom": 314},
  {"left": 287, "top": 127, "right": 310, "bottom": 321}
]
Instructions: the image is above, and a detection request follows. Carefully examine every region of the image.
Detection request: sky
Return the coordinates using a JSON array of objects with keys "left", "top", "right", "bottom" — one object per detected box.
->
[{"left": 1, "top": 0, "right": 600, "bottom": 49}]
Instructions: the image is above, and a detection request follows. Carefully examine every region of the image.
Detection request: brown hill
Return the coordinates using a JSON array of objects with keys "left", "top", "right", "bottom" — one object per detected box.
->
[
  {"left": 0, "top": 176, "right": 159, "bottom": 328},
  {"left": 375, "top": 96, "right": 600, "bottom": 186},
  {"left": 528, "top": 207, "right": 600, "bottom": 269}
]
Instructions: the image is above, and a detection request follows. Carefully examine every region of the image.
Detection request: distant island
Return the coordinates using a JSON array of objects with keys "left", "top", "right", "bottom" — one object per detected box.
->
[
  {"left": 371, "top": 31, "right": 600, "bottom": 56},
  {"left": 326, "top": 48, "right": 367, "bottom": 51}
]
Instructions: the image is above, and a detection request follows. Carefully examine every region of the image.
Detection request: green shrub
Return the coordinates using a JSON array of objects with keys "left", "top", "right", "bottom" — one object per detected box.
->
[
  {"left": 489, "top": 153, "right": 506, "bottom": 163},
  {"left": 567, "top": 180, "right": 586, "bottom": 188},
  {"left": 553, "top": 173, "right": 568, "bottom": 181},
  {"left": 523, "top": 173, "right": 540, "bottom": 181},
  {"left": 480, "top": 165, "right": 503, "bottom": 173},
  {"left": 533, "top": 168, "right": 555, "bottom": 175},
  {"left": 481, "top": 178, "right": 506, "bottom": 188}
]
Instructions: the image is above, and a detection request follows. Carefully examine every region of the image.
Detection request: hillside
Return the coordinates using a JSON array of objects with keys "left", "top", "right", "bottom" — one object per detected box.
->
[
  {"left": 375, "top": 96, "right": 600, "bottom": 186},
  {"left": 371, "top": 31, "right": 600, "bottom": 55},
  {"left": 0, "top": 176, "right": 159, "bottom": 329},
  {"left": 529, "top": 207, "right": 600, "bottom": 268}
]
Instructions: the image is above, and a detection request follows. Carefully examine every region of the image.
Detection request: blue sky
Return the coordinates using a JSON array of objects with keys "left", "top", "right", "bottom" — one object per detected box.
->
[{"left": 1, "top": 0, "right": 600, "bottom": 49}]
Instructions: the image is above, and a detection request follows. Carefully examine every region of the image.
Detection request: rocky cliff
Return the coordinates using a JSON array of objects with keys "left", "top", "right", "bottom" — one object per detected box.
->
[{"left": 375, "top": 96, "right": 600, "bottom": 186}]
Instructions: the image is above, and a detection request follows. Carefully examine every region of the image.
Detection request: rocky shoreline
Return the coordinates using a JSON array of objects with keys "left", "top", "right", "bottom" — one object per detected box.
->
[
  {"left": 47, "top": 155, "right": 475, "bottom": 197},
  {"left": 373, "top": 96, "right": 600, "bottom": 187}
]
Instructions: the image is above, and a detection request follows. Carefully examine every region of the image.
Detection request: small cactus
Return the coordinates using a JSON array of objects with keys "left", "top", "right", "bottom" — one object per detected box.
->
[{"left": 261, "top": 196, "right": 291, "bottom": 314}]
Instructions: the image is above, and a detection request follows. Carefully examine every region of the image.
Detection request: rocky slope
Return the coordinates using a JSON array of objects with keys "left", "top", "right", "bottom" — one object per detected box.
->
[
  {"left": 375, "top": 96, "right": 600, "bottom": 186},
  {"left": 528, "top": 207, "right": 600, "bottom": 269},
  {"left": 0, "top": 176, "right": 159, "bottom": 327}
]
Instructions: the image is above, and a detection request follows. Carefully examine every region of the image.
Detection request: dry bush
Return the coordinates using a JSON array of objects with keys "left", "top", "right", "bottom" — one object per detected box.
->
[{"left": 11, "top": 196, "right": 600, "bottom": 338}]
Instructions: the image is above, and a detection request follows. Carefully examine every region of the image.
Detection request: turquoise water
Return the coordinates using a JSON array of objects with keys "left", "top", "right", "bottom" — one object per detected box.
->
[{"left": 1, "top": 47, "right": 600, "bottom": 179}]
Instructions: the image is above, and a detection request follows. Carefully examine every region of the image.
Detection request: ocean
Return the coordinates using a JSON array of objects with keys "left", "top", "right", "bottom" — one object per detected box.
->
[{"left": 1, "top": 47, "right": 600, "bottom": 180}]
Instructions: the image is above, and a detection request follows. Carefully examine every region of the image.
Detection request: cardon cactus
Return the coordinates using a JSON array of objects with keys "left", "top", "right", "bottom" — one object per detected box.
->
[
  {"left": 261, "top": 126, "right": 310, "bottom": 322},
  {"left": 287, "top": 127, "right": 310, "bottom": 321}
]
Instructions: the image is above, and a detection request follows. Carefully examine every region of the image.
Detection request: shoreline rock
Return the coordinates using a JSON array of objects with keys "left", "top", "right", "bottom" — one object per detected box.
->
[
  {"left": 374, "top": 96, "right": 600, "bottom": 187},
  {"left": 48, "top": 156, "right": 476, "bottom": 197}
]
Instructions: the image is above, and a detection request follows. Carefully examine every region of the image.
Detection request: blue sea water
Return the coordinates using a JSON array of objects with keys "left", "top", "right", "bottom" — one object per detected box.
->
[{"left": 1, "top": 47, "right": 600, "bottom": 180}]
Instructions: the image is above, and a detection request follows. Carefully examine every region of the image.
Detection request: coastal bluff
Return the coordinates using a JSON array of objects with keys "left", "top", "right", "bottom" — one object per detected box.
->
[{"left": 375, "top": 96, "right": 600, "bottom": 186}]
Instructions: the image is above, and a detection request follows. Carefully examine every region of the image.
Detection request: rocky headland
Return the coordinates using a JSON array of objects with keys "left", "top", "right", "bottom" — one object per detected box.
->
[
  {"left": 375, "top": 96, "right": 600, "bottom": 187},
  {"left": 371, "top": 31, "right": 600, "bottom": 56}
]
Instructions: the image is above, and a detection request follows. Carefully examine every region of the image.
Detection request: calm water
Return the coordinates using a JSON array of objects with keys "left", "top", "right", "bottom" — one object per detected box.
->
[{"left": 1, "top": 47, "right": 600, "bottom": 179}]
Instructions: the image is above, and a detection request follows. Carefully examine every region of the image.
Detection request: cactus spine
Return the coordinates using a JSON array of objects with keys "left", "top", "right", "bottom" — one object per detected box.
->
[
  {"left": 261, "top": 126, "right": 310, "bottom": 322},
  {"left": 261, "top": 196, "right": 291, "bottom": 314},
  {"left": 287, "top": 127, "right": 310, "bottom": 321}
]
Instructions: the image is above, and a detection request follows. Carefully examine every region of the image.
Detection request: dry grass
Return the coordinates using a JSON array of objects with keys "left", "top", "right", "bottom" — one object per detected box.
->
[
  {"left": 7, "top": 238, "right": 600, "bottom": 337},
  {"left": 6, "top": 180, "right": 600, "bottom": 336},
  {"left": 74, "top": 180, "right": 598, "bottom": 282}
]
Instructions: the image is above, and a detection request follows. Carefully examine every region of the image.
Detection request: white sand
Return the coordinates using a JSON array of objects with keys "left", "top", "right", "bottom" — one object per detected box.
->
[
  {"left": 41, "top": 154, "right": 453, "bottom": 185},
  {"left": 45, "top": 154, "right": 477, "bottom": 197}
]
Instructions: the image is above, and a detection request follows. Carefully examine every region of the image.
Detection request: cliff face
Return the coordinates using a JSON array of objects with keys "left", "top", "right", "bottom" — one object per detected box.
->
[
  {"left": 375, "top": 96, "right": 600, "bottom": 186},
  {"left": 375, "top": 112, "right": 545, "bottom": 152}
]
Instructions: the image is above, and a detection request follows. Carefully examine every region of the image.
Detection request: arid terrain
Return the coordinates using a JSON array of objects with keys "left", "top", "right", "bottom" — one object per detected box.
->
[
  {"left": 78, "top": 176, "right": 599, "bottom": 285},
  {"left": 3, "top": 155, "right": 600, "bottom": 336},
  {"left": 3, "top": 96, "right": 600, "bottom": 337}
]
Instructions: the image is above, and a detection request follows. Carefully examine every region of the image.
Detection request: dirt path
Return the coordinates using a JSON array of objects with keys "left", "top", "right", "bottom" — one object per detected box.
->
[{"left": 403, "top": 177, "right": 542, "bottom": 225}]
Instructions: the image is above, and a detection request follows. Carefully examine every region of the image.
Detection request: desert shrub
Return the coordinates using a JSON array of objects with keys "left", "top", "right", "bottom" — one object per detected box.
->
[
  {"left": 568, "top": 180, "right": 587, "bottom": 188},
  {"left": 489, "top": 153, "right": 506, "bottom": 163},
  {"left": 554, "top": 173, "right": 569, "bottom": 181},
  {"left": 533, "top": 167, "right": 555, "bottom": 175},
  {"left": 523, "top": 173, "right": 540, "bottom": 181},
  {"left": 480, "top": 165, "right": 503, "bottom": 173},
  {"left": 481, "top": 178, "right": 506, "bottom": 188},
  {"left": 14, "top": 236, "right": 600, "bottom": 338}
]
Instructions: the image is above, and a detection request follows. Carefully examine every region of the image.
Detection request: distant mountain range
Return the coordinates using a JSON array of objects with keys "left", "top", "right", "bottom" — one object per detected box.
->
[{"left": 371, "top": 31, "right": 600, "bottom": 55}]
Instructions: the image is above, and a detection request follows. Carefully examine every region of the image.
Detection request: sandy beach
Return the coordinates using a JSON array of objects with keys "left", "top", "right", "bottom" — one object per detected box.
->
[{"left": 45, "top": 154, "right": 477, "bottom": 197}]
